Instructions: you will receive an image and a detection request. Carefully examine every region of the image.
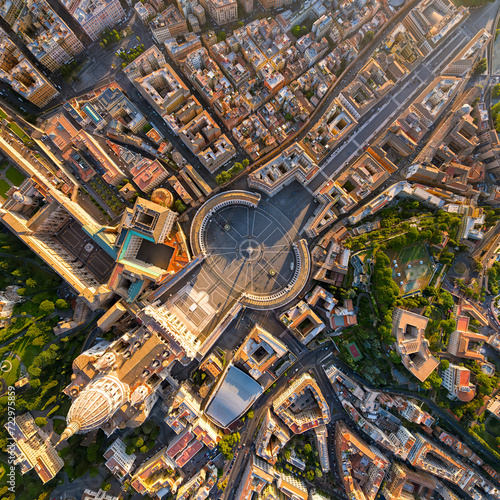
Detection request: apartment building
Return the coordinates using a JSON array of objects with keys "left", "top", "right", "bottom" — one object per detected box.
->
[
  {"left": 104, "top": 438, "right": 136, "bottom": 480},
  {"left": 5, "top": 413, "right": 63, "bottom": 483},
  {"left": 193, "top": 4, "right": 205, "bottom": 24},
  {"left": 129, "top": 157, "right": 169, "bottom": 193},
  {"left": 240, "top": 0, "right": 252, "bottom": 13},
  {"left": 165, "top": 33, "right": 202, "bottom": 62},
  {"left": 273, "top": 373, "right": 331, "bottom": 434},
  {"left": 248, "top": 144, "right": 319, "bottom": 197},
  {"left": 383, "top": 462, "right": 437, "bottom": 500},
  {"left": 335, "top": 421, "right": 389, "bottom": 500},
  {"left": 199, "top": 0, "right": 237, "bottom": 25},
  {"left": 63, "top": 0, "right": 125, "bottom": 41},
  {"left": 258, "top": 0, "right": 292, "bottom": 10},
  {"left": 0, "top": 35, "right": 58, "bottom": 107},
  {"left": 123, "top": 44, "right": 167, "bottom": 81},
  {"left": 178, "top": 110, "right": 221, "bottom": 154},
  {"left": 198, "top": 135, "right": 235, "bottom": 173},
  {"left": 236, "top": 455, "right": 275, "bottom": 499},
  {"left": 443, "top": 28, "right": 490, "bottom": 77},
  {"left": 312, "top": 14, "right": 333, "bottom": 40},
  {"left": 407, "top": 433, "right": 465, "bottom": 484},
  {"left": 392, "top": 308, "right": 439, "bottom": 382},
  {"left": 131, "top": 448, "right": 181, "bottom": 496},
  {"left": 255, "top": 409, "right": 290, "bottom": 464},
  {"left": 150, "top": 5, "right": 187, "bottom": 44},
  {"left": 63, "top": 129, "right": 127, "bottom": 186},
  {"left": 235, "top": 325, "right": 288, "bottom": 380},
  {"left": 14, "top": 0, "right": 84, "bottom": 71},
  {"left": 0, "top": 0, "right": 23, "bottom": 25},
  {"left": 409, "top": 76, "right": 462, "bottom": 127},
  {"left": 447, "top": 314, "right": 486, "bottom": 362},
  {"left": 402, "top": 0, "right": 465, "bottom": 49},
  {"left": 441, "top": 363, "right": 476, "bottom": 402},
  {"left": 280, "top": 300, "right": 326, "bottom": 344}
]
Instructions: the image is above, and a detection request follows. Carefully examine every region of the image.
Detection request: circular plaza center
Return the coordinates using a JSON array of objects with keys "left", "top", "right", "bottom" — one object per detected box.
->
[{"left": 190, "top": 191, "right": 311, "bottom": 310}]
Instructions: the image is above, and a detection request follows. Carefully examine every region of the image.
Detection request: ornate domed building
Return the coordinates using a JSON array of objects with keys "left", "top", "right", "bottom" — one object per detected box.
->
[
  {"left": 60, "top": 325, "right": 182, "bottom": 441},
  {"left": 60, "top": 375, "right": 129, "bottom": 441}
]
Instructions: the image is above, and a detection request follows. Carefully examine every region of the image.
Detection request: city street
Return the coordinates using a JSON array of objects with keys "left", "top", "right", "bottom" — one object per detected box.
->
[{"left": 307, "top": 15, "right": 491, "bottom": 192}]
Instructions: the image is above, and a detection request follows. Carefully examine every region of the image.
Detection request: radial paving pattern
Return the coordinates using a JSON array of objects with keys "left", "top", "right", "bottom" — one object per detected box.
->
[
  {"left": 202, "top": 204, "right": 297, "bottom": 297},
  {"left": 189, "top": 190, "right": 311, "bottom": 310}
]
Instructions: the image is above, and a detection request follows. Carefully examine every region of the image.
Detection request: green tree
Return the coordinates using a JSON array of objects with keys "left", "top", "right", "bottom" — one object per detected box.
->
[
  {"left": 247, "top": 410, "right": 254, "bottom": 419},
  {"left": 427, "top": 371, "right": 442, "bottom": 389},
  {"left": 242, "top": 158, "right": 249, "bottom": 167},
  {"left": 133, "top": 437, "right": 144, "bottom": 448},
  {"left": 101, "top": 483, "right": 111, "bottom": 492},
  {"left": 89, "top": 467, "right": 99, "bottom": 477},
  {"left": 361, "top": 30, "right": 374, "bottom": 48},
  {"left": 303, "top": 443, "right": 312, "bottom": 454},
  {"left": 474, "top": 58, "right": 487, "bottom": 75},
  {"left": 440, "top": 359, "right": 450, "bottom": 371},
  {"left": 174, "top": 199, "right": 187, "bottom": 213},
  {"left": 300, "top": 25, "right": 309, "bottom": 36},
  {"left": 87, "top": 442, "right": 100, "bottom": 462},
  {"left": 291, "top": 25, "right": 301, "bottom": 37},
  {"left": 35, "top": 417, "right": 47, "bottom": 427},
  {"left": 26, "top": 278, "right": 37, "bottom": 288},
  {"left": 423, "top": 286, "right": 437, "bottom": 297},
  {"left": 55, "top": 298, "right": 69, "bottom": 310},
  {"left": 421, "top": 380, "right": 432, "bottom": 390},
  {"left": 389, "top": 351, "right": 402, "bottom": 364},
  {"left": 306, "top": 470, "right": 315, "bottom": 481},
  {"left": 39, "top": 300, "right": 55, "bottom": 314},
  {"left": 141, "top": 421, "right": 156, "bottom": 434}
]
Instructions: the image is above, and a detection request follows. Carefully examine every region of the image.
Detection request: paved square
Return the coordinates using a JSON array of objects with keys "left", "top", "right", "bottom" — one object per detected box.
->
[{"left": 202, "top": 204, "right": 296, "bottom": 297}]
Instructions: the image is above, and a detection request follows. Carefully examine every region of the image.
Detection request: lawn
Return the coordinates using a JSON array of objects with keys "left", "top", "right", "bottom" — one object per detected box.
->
[
  {"left": 6, "top": 166, "right": 26, "bottom": 186},
  {"left": 486, "top": 415, "right": 500, "bottom": 436},
  {"left": 0, "top": 108, "right": 7, "bottom": 120},
  {"left": 10, "top": 335, "right": 43, "bottom": 368},
  {"left": 387, "top": 243, "right": 434, "bottom": 296},
  {"left": 1, "top": 355, "right": 20, "bottom": 386},
  {"left": 7, "top": 122, "right": 30, "bottom": 142},
  {"left": 53, "top": 417, "right": 66, "bottom": 435},
  {"left": 0, "top": 179, "right": 11, "bottom": 197},
  {"left": 475, "top": 425, "right": 500, "bottom": 453},
  {"left": 398, "top": 244, "right": 427, "bottom": 263}
]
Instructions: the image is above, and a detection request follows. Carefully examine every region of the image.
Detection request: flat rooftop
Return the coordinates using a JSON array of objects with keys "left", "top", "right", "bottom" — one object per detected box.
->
[
  {"left": 136, "top": 239, "right": 174, "bottom": 270},
  {"left": 54, "top": 218, "right": 115, "bottom": 282}
]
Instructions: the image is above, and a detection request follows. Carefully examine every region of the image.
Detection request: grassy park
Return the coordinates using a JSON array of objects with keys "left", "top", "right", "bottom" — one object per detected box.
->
[{"left": 387, "top": 243, "right": 435, "bottom": 296}]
